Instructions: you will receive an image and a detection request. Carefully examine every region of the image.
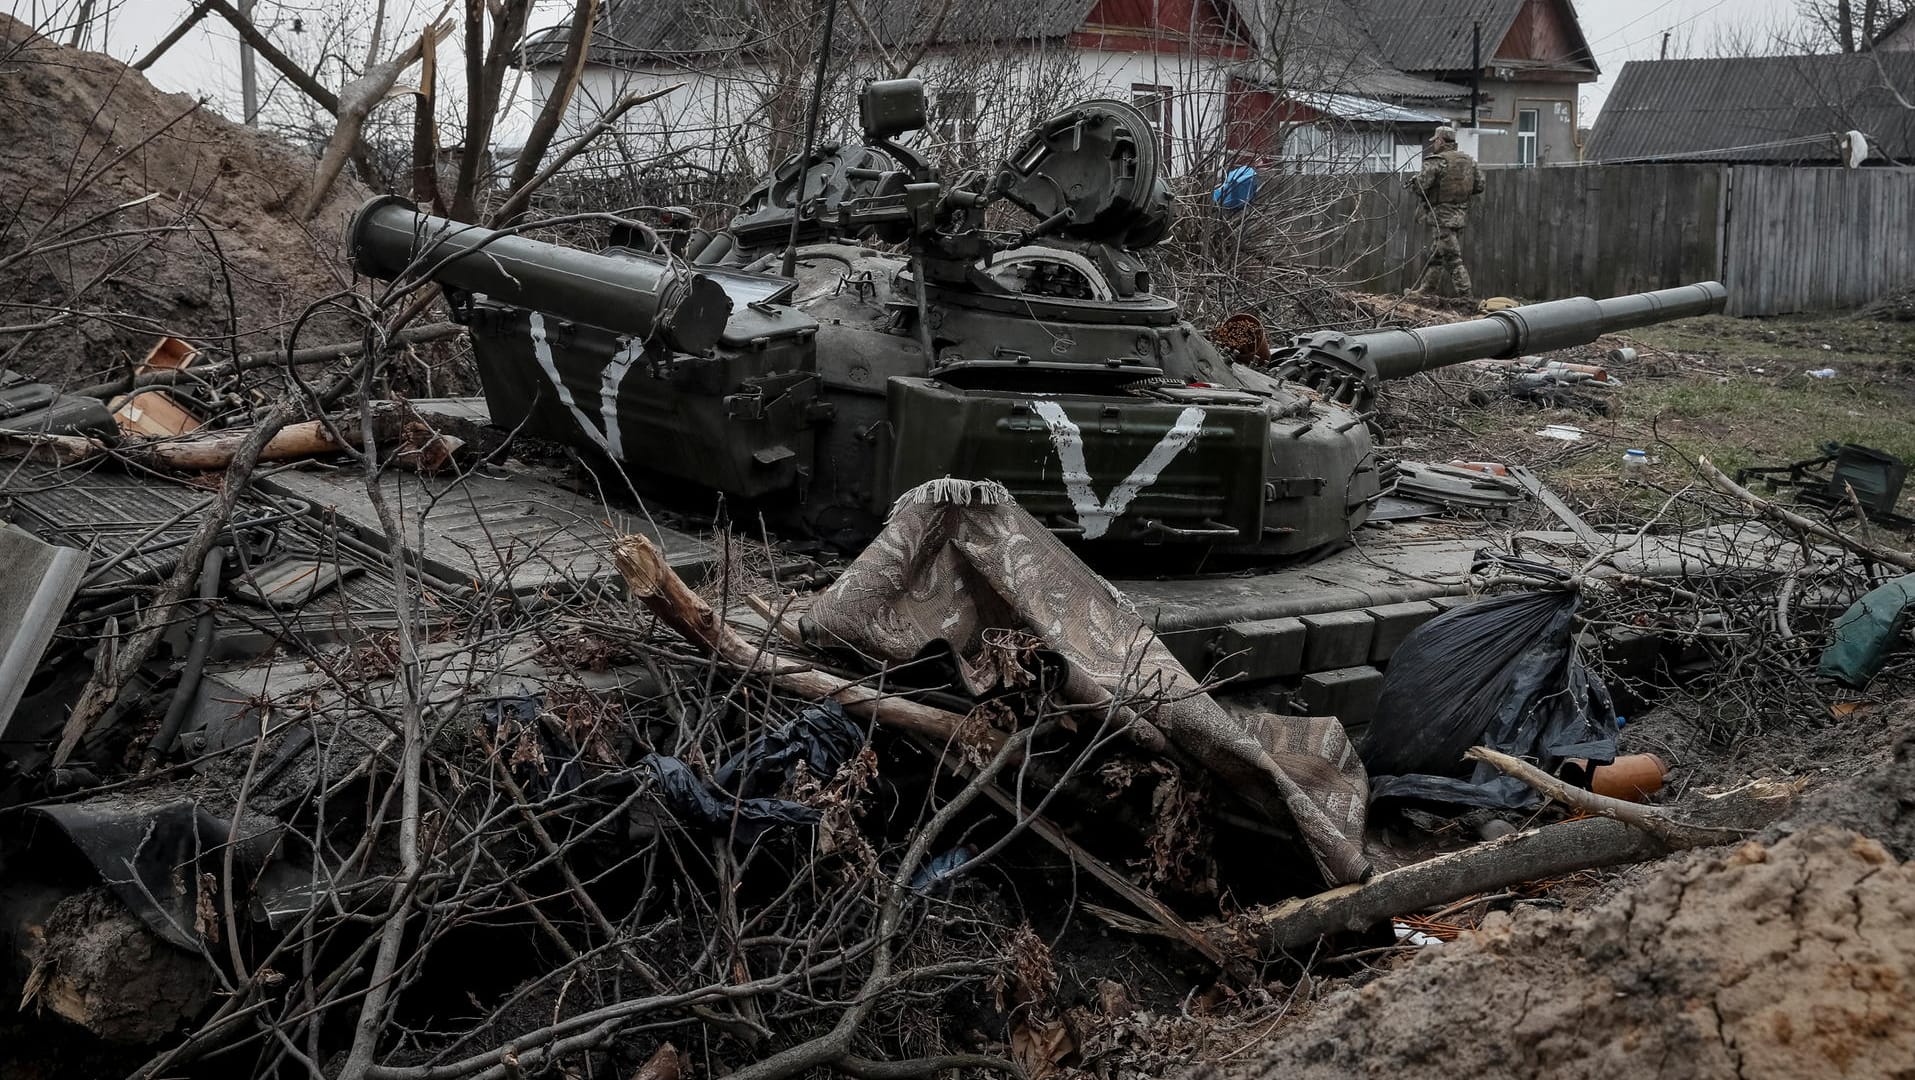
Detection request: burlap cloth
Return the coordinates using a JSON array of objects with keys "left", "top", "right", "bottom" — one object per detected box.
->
[{"left": 805, "top": 479, "right": 1370, "bottom": 884}]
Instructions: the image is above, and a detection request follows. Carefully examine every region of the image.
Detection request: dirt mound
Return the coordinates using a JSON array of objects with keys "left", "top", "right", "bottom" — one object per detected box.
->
[
  {"left": 1857, "top": 284, "right": 1915, "bottom": 322},
  {"left": 0, "top": 15, "right": 366, "bottom": 386},
  {"left": 1235, "top": 826, "right": 1915, "bottom": 1080},
  {"left": 1616, "top": 698, "right": 1915, "bottom": 860},
  {"left": 1792, "top": 704, "right": 1915, "bottom": 861}
]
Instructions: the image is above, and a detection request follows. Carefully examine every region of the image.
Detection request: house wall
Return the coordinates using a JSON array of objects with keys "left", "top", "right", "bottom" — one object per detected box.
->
[
  {"left": 1460, "top": 78, "right": 1579, "bottom": 166},
  {"left": 1432, "top": 0, "right": 1590, "bottom": 166},
  {"left": 524, "top": 43, "right": 1245, "bottom": 183},
  {"left": 1494, "top": 0, "right": 1587, "bottom": 68},
  {"left": 1229, "top": 91, "right": 1426, "bottom": 173}
]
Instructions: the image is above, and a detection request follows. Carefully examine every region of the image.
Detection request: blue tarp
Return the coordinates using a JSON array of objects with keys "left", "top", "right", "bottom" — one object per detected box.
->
[{"left": 1212, "top": 165, "right": 1258, "bottom": 210}]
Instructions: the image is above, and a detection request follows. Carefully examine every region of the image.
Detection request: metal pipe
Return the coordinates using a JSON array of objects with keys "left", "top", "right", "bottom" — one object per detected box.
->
[
  {"left": 1470, "top": 22, "right": 1481, "bottom": 129},
  {"left": 347, "top": 196, "right": 732, "bottom": 354},
  {"left": 1358, "top": 282, "right": 1728, "bottom": 381}
]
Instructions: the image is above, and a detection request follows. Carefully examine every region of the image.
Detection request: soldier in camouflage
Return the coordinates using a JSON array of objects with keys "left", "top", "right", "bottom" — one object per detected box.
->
[{"left": 1406, "top": 126, "right": 1484, "bottom": 298}]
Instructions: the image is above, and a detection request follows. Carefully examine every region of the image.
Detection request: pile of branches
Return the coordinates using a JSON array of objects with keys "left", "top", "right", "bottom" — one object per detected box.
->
[
  {"left": 0, "top": 220, "right": 1162, "bottom": 1075},
  {"left": 83, "top": 597, "right": 1061, "bottom": 1080},
  {"left": 1480, "top": 455, "right": 1915, "bottom": 741}
]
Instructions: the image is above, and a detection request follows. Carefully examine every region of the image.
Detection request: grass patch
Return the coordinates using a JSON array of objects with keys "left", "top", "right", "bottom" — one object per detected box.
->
[{"left": 1399, "top": 311, "right": 1915, "bottom": 520}]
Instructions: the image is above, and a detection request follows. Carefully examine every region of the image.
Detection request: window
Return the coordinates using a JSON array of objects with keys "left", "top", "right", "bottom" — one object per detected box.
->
[
  {"left": 933, "top": 89, "right": 977, "bottom": 160},
  {"left": 1130, "top": 83, "right": 1175, "bottom": 165},
  {"left": 1280, "top": 126, "right": 1401, "bottom": 175},
  {"left": 1517, "top": 108, "right": 1539, "bottom": 167}
]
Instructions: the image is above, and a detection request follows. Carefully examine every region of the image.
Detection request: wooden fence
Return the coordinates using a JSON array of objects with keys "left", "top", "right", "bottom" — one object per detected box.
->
[{"left": 1289, "top": 163, "right": 1915, "bottom": 317}]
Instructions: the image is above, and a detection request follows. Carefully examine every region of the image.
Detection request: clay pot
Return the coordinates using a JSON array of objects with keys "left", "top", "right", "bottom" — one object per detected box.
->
[{"left": 1589, "top": 753, "right": 1668, "bottom": 802}]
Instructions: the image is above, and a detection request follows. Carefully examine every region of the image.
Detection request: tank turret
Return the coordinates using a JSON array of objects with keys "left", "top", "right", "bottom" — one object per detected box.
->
[{"left": 345, "top": 80, "right": 1727, "bottom": 561}]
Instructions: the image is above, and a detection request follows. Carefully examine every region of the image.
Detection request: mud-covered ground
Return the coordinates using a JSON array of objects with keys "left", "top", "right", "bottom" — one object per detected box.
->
[
  {"left": 1236, "top": 824, "right": 1915, "bottom": 1080},
  {"left": 0, "top": 15, "right": 472, "bottom": 394}
]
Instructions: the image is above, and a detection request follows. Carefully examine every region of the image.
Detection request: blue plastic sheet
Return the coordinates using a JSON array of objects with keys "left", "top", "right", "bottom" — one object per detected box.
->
[{"left": 1212, "top": 165, "right": 1258, "bottom": 210}]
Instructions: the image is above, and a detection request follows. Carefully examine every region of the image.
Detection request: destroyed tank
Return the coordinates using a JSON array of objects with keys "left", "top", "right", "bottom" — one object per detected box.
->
[{"left": 347, "top": 80, "right": 1727, "bottom": 559}]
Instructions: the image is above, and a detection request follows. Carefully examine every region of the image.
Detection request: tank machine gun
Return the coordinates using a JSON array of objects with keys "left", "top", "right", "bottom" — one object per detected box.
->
[{"left": 348, "top": 80, "right": 1727, "bottom": 559}]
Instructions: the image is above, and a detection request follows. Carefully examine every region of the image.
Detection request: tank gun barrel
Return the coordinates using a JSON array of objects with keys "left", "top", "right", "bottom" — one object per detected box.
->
[
  {"left": 347, "top": 196, "right": 732, "bottom": 354},
  {"left": 1356, "top": 282, "right": 1727, "bottom": 381}
]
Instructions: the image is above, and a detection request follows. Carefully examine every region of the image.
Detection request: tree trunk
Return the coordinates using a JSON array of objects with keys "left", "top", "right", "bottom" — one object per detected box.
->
[{"left": 500, "top": 0, "right": 600, "bottom": 220}]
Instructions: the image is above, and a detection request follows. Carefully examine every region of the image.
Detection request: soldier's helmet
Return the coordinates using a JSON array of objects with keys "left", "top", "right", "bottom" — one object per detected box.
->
[{"left": 1431, "top": 126, "right": 1458, "bottom": 148}]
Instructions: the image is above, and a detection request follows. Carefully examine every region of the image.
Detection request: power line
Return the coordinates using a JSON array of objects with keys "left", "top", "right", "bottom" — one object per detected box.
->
[{"left": 1593, "top": 0, "right": 1740, "bottom": 61}]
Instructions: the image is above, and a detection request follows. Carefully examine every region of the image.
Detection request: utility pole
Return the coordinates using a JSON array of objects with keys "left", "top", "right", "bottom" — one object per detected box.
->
[
  {"left": 1469, "top": 22, "right": 1481, "bottom": 127},
  {"left": 239, "top": 0, "right": 259, "bottom": 126},
  {"left": 1660, "top": 31, "right": 1670, "bottom": 60}
]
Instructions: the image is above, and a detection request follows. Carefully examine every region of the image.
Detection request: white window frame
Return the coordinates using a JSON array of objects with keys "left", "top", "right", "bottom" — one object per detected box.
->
[
  {"left": 1516, "top": 108, "right": 1539, "bottom": 167},
  {"left": 1130, "top": 83, "right": 1175, "bottom": 164}
]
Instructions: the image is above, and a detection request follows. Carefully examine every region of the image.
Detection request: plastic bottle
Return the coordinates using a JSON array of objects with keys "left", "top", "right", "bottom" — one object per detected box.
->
[{"left": 1621, "top": 448, "right": 1649, "bottom": 481}]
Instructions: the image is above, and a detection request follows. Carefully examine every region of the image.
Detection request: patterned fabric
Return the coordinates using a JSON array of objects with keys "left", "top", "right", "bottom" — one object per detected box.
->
[{"left": 805, "top": 479, "right": 1371, "bottom": 885}]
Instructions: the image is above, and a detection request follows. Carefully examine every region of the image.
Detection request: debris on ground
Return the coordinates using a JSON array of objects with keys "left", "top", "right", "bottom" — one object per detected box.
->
[
  {"left": 2, "top": 20, "right": 1914, "bottom": 1080},
  {"left": 1363, "top": 582, "right": 1616, "bottom": 810}
]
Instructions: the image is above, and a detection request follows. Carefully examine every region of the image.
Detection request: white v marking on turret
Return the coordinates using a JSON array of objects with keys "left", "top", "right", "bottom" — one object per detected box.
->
[{"left": 1029, "top": 400, "right": 1207, "bottom": 540}]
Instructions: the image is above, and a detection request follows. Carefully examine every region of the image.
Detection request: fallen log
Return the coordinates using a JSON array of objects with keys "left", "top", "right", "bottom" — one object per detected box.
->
[
  {"left": 8, "top": 884, "right": 216, "bottom": 1044},
  {"left": 1207, "top": 766, "right": 1796, "bottom": 959},
  {"left": 611, "top": 534, "right": 998, "bottom": 752},
  {"left": 1, "top": 411, "right": 463, "bottom": 473}
]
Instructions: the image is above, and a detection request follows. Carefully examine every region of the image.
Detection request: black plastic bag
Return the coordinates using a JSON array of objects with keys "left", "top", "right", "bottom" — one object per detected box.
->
[
  {"left": 641, "top": 703, "right": 866, "bottom": 843},
  {"left": 641, "top": 755, "right": 824, "bottom": 843},
  {"left": 714, "top": 701, "right": 865, "bottom": 798},
  {"left": 1361, "top": 586, "right": 1617, "bottom": 809}
]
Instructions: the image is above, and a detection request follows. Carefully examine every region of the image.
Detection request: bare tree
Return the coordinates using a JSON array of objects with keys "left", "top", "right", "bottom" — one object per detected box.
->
[{"left": 1791, "top": 0, "right": 1915, "bottom": 51}]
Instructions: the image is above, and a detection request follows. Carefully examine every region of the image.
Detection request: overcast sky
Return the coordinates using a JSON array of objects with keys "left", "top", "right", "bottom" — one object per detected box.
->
[{"left": 15, "top": 0, "right": 1802, "bottom": 122}]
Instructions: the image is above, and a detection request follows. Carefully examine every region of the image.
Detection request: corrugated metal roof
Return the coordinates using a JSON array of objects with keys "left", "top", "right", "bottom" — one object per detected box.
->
[
  {"left": 524, "top": 0, "right": 1102, "bottom": 64},
  {"left": 1349, "top": 0, "right": 1524, "bottom": 73},
  {"left": 1233, "top": 57, "right": 1467, "bottom": 102},
  {"left": 1287, "top": 90, "right": 1449, "bottom": 124},
  {"left": 1587, "top": 54, "right": 1915, "bottom": 164},
  {"left": 1227, "top": 0, "right": 1470, "bottom": 99}
]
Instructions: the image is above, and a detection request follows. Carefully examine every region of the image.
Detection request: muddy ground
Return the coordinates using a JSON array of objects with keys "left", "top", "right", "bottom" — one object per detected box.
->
[
  {"left": 1235, "top": 824, "right": 1915, "bottom": 1080},
  {"left": 1228, "top": 303, "right": 1915, "bottom": 1080},
  {"left": 0, "top": 15, "right": 470, "bottom": 394}
]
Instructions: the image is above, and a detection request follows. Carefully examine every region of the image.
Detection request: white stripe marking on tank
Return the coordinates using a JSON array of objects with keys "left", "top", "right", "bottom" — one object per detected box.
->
[
  {"left": 1029, "top": 400, "right": 1207, "bottom": 540},
  {"left": 529, "top": 311, "right": 645, "bottom": 461},
  {"left": 599, "top": 337, "right": 645, "bottom": 460}
]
